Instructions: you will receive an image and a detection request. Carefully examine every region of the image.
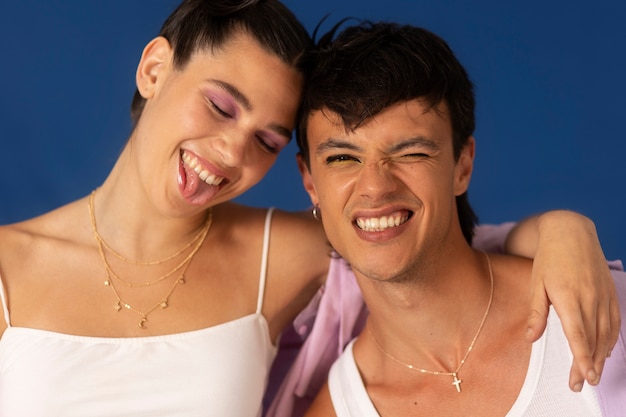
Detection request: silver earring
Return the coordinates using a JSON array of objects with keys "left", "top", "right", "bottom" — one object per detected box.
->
[{"left": 312, "top": 205, "right": 321, "bottom": 221}]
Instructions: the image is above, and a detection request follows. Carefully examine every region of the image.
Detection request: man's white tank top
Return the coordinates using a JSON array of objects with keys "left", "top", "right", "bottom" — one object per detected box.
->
[
  {"left": 0, "top": 208, "right": 278, "bottom": 417},
  {"left": 328, "top": 307, "right": 603, "bottom": 417}
]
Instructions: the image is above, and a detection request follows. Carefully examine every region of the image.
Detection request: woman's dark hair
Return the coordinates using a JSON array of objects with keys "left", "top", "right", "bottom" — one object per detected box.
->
[{"left": 130, "top": 0, "right": 311, "bottom": 124}]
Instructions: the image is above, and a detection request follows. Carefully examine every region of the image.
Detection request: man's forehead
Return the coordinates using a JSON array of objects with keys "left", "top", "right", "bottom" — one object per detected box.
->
[
  {"left": 309, "top": 108, "right": 345, "bottom": 129},
  {"left": 311, "top": 99, "right": 448, "bottom": 123},
  {"left": 308, "top": 100, "right": 451, "bottom": 138}
]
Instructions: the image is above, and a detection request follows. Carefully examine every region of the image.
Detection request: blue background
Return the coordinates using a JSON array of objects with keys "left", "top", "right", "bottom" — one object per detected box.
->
[{"left": 0, "top": 1, "right": 624, "bottom": 260}]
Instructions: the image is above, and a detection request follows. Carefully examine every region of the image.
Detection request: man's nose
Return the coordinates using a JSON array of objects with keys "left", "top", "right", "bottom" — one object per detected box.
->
[{"left": 354, "top": 161, "right": 399, "bottom": 200}]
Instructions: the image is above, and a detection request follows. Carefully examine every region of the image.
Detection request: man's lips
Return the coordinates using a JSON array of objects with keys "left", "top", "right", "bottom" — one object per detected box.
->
[
  {"left": 181, "top": 150, "right": 225, "bottom": 186},
  {"left": 355, "top": 210, "right": 411, "bottom": 232}
]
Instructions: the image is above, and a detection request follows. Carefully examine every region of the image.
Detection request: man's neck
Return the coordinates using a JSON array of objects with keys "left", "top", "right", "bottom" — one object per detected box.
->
[{"left": 360, "top": 248, "right": 494, "bottom": 363}]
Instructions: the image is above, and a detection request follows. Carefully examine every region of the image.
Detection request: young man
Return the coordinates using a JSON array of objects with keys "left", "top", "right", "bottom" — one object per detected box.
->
[{"left": 295, "top": 22, "right": 625, "bottom": 416}]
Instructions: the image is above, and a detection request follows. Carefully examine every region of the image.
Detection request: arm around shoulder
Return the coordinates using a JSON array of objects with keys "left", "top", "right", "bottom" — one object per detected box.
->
[
  {"left": 503, "top": 209, "right": 603, "bottom": 260},
  {"left": 503, "top": 210, "right": 620, "bottom": 391}
]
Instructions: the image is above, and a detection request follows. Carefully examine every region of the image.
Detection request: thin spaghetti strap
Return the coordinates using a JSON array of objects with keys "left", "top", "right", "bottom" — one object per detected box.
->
[
  {"left": 0, "top": 273, "right": 11, "bottom": 327},
  {"left": 256, "top": 207, "right": 275, "bottom": 314}
]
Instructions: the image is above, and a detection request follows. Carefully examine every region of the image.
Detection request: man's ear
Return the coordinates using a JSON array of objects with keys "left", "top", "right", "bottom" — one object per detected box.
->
[
  {"left": 135, "top": 36, "right": 173, "bottom": 99},
  {"left": 454, "top": 136, "right": 475, "bottom": 196},
  {"left": 296, "top": 153, "right": 319, "bottom": 206}
]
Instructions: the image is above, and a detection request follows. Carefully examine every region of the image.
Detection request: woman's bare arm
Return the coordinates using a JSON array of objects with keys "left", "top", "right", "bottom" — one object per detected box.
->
[{"left": 505, "top": 210, "right": 620, "bottom": 391}]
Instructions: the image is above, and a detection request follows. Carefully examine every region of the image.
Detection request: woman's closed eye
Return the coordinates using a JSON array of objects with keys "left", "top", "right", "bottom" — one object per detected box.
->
[
  {"left": 256, "top": 135, "right": 281, "bottom": 154},
  {"left": 209, "top": 99, "right": 233, "bottom": 119}
]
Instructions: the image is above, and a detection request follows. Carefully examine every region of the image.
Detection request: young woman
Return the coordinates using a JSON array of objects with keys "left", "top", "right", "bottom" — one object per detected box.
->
[{"left": 0, "top": 1, "right": 618, "bottom": 416}]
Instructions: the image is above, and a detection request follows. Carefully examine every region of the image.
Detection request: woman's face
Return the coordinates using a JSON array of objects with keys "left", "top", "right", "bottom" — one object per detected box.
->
[{"left": 131, "top": 31, "right": 303, "bottom": 216}]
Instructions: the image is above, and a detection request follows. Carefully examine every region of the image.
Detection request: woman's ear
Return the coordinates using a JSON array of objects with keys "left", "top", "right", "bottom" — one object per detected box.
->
[
  {"left": 296, "top": 153, "right": 319, "bottom": 206},
  {"left": 454, "top": 136, "right": 475, "bottom": 196},
  {"left": 135, "top": 36, "right": 173, "bottom": 99}
]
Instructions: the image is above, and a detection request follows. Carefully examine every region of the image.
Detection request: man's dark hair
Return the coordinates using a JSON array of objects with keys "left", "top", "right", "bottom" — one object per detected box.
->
[{"left": 296, "top": 21, "right": 478, "bottom": 243}]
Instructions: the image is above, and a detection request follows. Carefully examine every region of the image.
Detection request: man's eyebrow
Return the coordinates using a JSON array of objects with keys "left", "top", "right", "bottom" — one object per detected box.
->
[
  {"left": 210, "top": 79, "right": 292, "bottom": 140},
  {"left": 315, "top": 138, "right": 362, "bottom": 156},
  {"left": 315, "top": 137, "right": 440, "bottom": 155},
  {"left": 387, "top": 137, "right": 440, "bottom": 153}
]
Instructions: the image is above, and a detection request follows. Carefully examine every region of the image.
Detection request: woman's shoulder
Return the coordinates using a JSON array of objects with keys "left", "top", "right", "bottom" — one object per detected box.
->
[
  {"left": 214, "top": 202, "right": 331, "bottom": 278},
  {"left": 214, "top": 203, "right": 327, "bottom": 244},
  {"left": 0, "top": 198, "right": 89, "bottom": 268},
  {"left": 270, "top": 208, "right": 331, "bottom": 256}
]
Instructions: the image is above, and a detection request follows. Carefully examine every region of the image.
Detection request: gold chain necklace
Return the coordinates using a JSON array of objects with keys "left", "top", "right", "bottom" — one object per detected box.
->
[
  {"left": 94, "top": 227, "right": 207, "bottom": 265},
  {"left": 88, "top": 190, "right": 212, "bottom": 329},
  {"left": 92, "top": 204, "right": 208, "bottom": 266},
  {"left": 368, "top": 252, "right": 494, "bottom": 393}
]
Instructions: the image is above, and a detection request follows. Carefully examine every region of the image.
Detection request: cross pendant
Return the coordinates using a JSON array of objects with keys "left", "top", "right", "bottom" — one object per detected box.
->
[{"left": 452, "top": 374, "right": 462, "bottom": 392}]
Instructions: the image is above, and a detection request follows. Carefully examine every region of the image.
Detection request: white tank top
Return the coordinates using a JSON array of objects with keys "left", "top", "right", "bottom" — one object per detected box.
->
[
  {"left": 0, "top": 208, "right": 277, "bottom": 417},
  {"left": 328, "top": 307, "right": 603, "bottom": 416}
]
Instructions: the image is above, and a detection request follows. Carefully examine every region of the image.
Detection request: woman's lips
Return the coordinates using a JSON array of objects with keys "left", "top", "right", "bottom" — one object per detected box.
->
[{"left": 178, "top": 150, "right": 227, "bottom": 206}]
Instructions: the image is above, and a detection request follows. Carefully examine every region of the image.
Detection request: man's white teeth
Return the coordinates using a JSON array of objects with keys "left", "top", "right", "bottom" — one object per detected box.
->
[
  {"left": 356, "top": 214, "right": 409, "bottom": 232},
  {"left": 181, "top": 152, "right": 224, "bottom": 186}
]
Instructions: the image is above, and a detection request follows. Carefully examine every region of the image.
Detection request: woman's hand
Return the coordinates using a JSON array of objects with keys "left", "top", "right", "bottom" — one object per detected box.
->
[{"left": 505, "top": 210, "right": 620, "bottom": 392}]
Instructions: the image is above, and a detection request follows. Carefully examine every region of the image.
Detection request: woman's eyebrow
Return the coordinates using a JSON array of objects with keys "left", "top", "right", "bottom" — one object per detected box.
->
[
  {"left": 209, "top": 79, "right": 292, "bottom": 139},
  {"left": 209, "top": 79, "right": 252, "bottom": 111}
]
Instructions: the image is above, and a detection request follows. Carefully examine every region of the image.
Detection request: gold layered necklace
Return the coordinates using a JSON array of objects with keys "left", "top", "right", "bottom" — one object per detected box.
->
[
  {"left": 368, "top": 252, "right": 494, "bottom": 393},
  {"left": 88, "top": 190, "right": 212, "bottom": 329}
]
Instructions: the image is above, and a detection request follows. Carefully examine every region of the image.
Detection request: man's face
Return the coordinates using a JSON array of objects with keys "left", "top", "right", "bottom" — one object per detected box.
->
[{"left": 299, "top": 100, "right": 474, "bottom": 282}]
